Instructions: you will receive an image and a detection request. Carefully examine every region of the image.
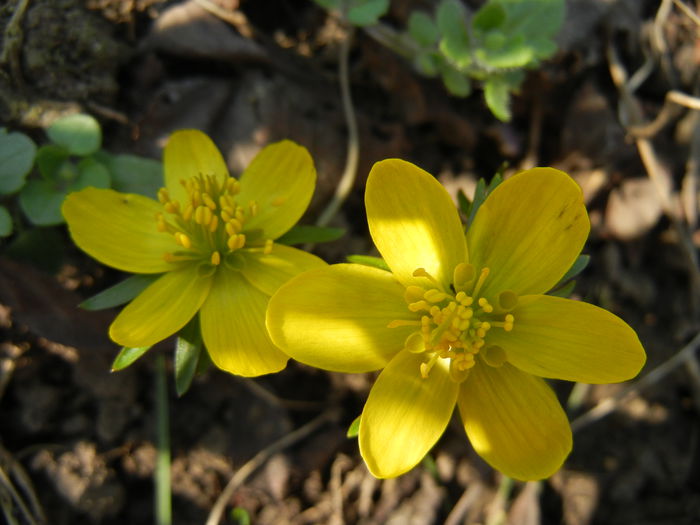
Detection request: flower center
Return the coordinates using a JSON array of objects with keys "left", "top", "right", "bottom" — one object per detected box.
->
[
  {"left": 155, "top": 173, "right": 272, "bottom": 270},
  {"left": 389, "top": 263, "right": 516, "bottom": 383}
]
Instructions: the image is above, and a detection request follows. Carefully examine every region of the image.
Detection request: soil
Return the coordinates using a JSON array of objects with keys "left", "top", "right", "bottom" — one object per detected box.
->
[{"left": 2, "top": 0, "right": 700, "bottom": 524}]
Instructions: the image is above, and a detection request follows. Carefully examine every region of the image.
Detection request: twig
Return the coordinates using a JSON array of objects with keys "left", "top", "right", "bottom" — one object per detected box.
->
[
  {"left": 443, "top": 482, "right": 484, "bottom": 525},
  {"left": 628, "top": 90, "right": 700, "bottom": 139},
  {"left": 672, "top": 0, "right": 700, "bottom": 27},
  {"left": 155, "top": 355, "right": 171, "bottom": 525},
  {"left": 205, "top": 408, "right": 339, "bottom": 525},
  {"left": 571, "top": 331, "right": 700, "bottom": 432},
  {"left": 315, "top": 25, "right": 360, "bottom": 227},
  {"left": 0, "top": 0, "right": 31, "bottom": 89}
]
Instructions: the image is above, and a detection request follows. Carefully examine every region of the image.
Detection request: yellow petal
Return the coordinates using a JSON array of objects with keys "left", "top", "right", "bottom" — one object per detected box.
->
[
  {"left": 467, "top": 168, "right": 590, "bottom": 298},
  {"left": 266, "top": 264, "right": 414, "bottom": 372},
  {"left": 488, "top": 295, "right": 646, "bottom": 383},
  {"left": 366, "top": 159, "right": 467, "bottom": 289},
  {"left": 164, "top": 129, "right": 230, "bottom": 203},
  {"left": 236, "top": 140, "right": 315, "bottom": 240},
  {"left": 63, "top": 188, "right": 175, "bottom": 273},
  {"left": 201, "top": 267, "right": 288, "bottom": 377},
  {"left": 239, "top": 243, "right": 326, "bottom": 296},
  {"left": 360, "top": 350, "right": 458, "bottom": 478},
  {"left": 109, "top": 264, "right": 213, "bottom": 347},
  {"left": 458, "top": 362, "right": 572, "bottom": 481}
]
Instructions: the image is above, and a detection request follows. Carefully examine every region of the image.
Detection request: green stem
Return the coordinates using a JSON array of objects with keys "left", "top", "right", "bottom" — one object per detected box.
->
[
  {"left": 315, "top": 25, "right": 360, "bottom": 227},
  {"left": 155, "top": 355, "right": 172, "bottom": 525}
]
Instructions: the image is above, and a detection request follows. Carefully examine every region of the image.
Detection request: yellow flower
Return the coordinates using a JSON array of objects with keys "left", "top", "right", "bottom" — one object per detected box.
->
[
  {"left": 63, "top": 129, "right": 325, "bottom": 377},
  {"left": 266, "top": 159, "right": 646, "bottom": 480}
]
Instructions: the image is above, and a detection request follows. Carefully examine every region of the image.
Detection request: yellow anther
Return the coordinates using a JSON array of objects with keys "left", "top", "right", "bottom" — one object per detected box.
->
[
  {"left": 424, "top": 289, "right": 447, "bottom": 303},
  {"left": 227, "top": 178, "right": 240, "bottom": 194},
  {"left": 235, "top": 208, "right": 246, "bottom": 221},
  {"left": 202, "top": 193, "right": 217, "bottom": 210},
  {"left": 408, "top": 300, "right": 430, "bottom": 312},
  {"left": 477, "top": 297, "right": 494, "bottom": 313},
  {"left": 209, "top": 215, "right": 219, "bottom": 233},
  {"left": 404, "top": 286, "right": 426, "bottom": 303},
  {"left": 157, "top": 188, "right": 170, "bottom": 204},
  {"left": 271, "top": 196, "right": 288, "bottom": 206},
  {"left": 504, "top": 314, "right": 515, "bottom": 331},
  {"left": 264, "top": 239, "right": 273, "bottom": 255},
  {"left": 182, "top": 204, "right": 194, "bottom": 222},
  {"left": 192, "top": 191, "right": 202, "bottom": 207},
  {"left": 387, "top": 319, "right": 421, "bottom": 329},
  {"left": 211, "top": 251, "right": 221, "bottom": 265},
  {"left": 227, "top": 234, "right": 246, "bottom": 251},
  {"left": 164, "top": 201, "right": 180, "bottom": 214},
  {"left": 175, "top": 232, "right": 192, "bottom": 249},
  {"left": 412, "top": 267, "right": 440, "bottom": 286},
  {"left": 249, "top": 201, "right": 258, "bottom": 217},
  {"left": 156, "top": 214, "right": 167, "bottom": 232}
]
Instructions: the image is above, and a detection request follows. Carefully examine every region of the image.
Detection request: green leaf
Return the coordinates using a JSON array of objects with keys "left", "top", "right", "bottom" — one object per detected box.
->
[
  {"left": 174, "top": 317, "right": 202, "bottom": 397},
  {"left": 346, "top": 254, "right": 390, "bottom": 271},
  {"left": 457, "top": 188, "right": 470, "bottom": 216},
  {"left": 437, "top": 0, "right": 471, "bottom": 68},
  {"left": 347, "top": 0, "right": 389, "bottom": 26},
  {"left": 346, "top": 415, "right": 361, "bottom": 438},
  {"left": 476, "top": 34, "right": 533, "bottom": 69},
  {"left": 465, "top": 178, "right": 487, "bottom": 228},
  {"left": 472, "top": 2, "right": 506, "bottom": 31},
  {"left": 0, "top": 129, "right": 37, "bottom": 194},
  {"left": 547, "top": 279, "right": 576, "bottom": 298},
  {"left": 98, "top": 152, "right": 163, "bottom": 199},
  {"left": 46, "top": 113, "right": 102, "bottom": 156},
  {"left": 18, "top": 179, "right": 67, "bottom": 225},
  {"left": 112, "top": 346, "right": 151, "bottom": 371},
  {"left": 496, "top": 0, "right": 565, "bottom": 40},
  {"left": 312, "top": 0, "right": 340, "bottom": 9},
  {"left": 230, "top": 508, "right": 251, "bottom": 525},
  {"left": 275, "top": 224, "right": 345, "bottom": 245},
  {"left": 555, "top": 254, "right": 590, "bottom": 287},
  {"left": 441, "top": 66, "right": 471, "bottom": 97},
  {"left": 73, "top": 157, "right": 111, "bottom": 190},
  {"left": 408, "top": 12, "right": 439, "bottom": 47},
  {"left": 414, "top": 51, "right": 440, "bottom": 77},
  {"left": 35, "top": 144, "right": 70, "bottom": 181},
  {"left": 484, "top": 76, "right": 512, "bottom": 121},
  {"left": 80, "top": 273, "right": 161, "bottom": 310},
  {"left": 0, "top": 205, "right": 12, "bottom": 237}
]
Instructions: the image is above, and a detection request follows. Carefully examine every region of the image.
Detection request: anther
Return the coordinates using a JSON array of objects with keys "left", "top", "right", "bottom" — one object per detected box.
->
[
  {"left": 412, "top": 268, "right": 440, "bottom": 286},
  {"left": 203, "top": 193, "right": 217, "bottom": 210},
  {"left": 477, "top": 297, "right": 494, "bottom": 313},
  {"left": 211, "top": 251, "right": 221, "bottom": 265},
  {"left": 424, "top": 289, "right": 447, "bottom": 303}
]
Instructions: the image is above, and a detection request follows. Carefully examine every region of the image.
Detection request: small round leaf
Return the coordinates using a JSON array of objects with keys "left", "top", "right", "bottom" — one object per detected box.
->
[
  {"left": 0, "top": 130, "right": 37, "bottom": 194},
  {"left": 19, "top": 179, "right": 67, "bottom": 226},
  {"left": 0, "top": 205, "right": 13, "bottom": 237},
  {"left": 47, "top": 114, "right": 102, "bottom": 156}
]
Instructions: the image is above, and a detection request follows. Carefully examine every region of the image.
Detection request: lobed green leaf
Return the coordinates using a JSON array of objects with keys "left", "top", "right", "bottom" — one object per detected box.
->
[
  {"left": 408, "top": 11, "right": 440, "bottom": 47},
  {"left": 80, "top": 273, "right": 161, "bottom": 311}
]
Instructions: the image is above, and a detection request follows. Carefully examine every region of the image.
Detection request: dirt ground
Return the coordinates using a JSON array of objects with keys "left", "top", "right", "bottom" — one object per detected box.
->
[{"left": 2, "top": 0, "right": 700, "bottom": 523}]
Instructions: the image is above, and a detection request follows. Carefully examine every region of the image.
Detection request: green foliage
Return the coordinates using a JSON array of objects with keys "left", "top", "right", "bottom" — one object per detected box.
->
[
  {"left": 346, "top": 414, "right": 361, "bottom": 438},
  {"left": 548, "top": 254, "right": 590, "bottom": 297},
  {"left": 80, "top": 274, "right": 161, "bottom": 310},
  {"left": 315, "top": 0, "right": 564, "bottom": 121},
  {"left": 312, "top": 0, "right": 390, "bottom": 26},
  {"left": 276, "top": 224, "right": 345, "bottom": 245},
  {"left": 459, "top": 172, "right": 503, "bottom": 229},
  {"left": 230, "top": 508, "right": 252, "bottom": 525},
  {"left": 0, "top": 113, "right": 163, "bottom": 259},
  {"left": 0, "top": 129, "right": 37, "bottom": 195},
  {"left": 346, "top": 254, "right": 390, "bottom": 271},
  {"left": 174, "top": 317, "right": 203, "bottom": 396},
  {"left": 112, "top": 346, "right": 151, "bottom": 371}
]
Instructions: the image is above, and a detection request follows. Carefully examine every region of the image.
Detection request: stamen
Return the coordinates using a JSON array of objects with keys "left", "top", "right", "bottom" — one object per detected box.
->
[
  {"left": 412, "top": 268, "right": 440, "bottom": 286},
  {"left": 211, "top": 251, "right": 221, "bottom": 265},
  {"left": 387, "top": 319, "right": 421, "bottom": 328},
  {"left": 419, "top": 353, "right": 439, "bottom": 379},
  {"left": 424, "top": 289, "right": 448, "bottom": 303},
  {"left": 472, "top": 267, "right": 490, "bottom": 297},
  {"left": 202, "top": 193, "right": 217, "bottom": 210},
  {"left": 404, "top": 286, "right": 425, "bottom": 303},
  {"left": 477, "top": 297, "right": 494, "bottom": 313}
]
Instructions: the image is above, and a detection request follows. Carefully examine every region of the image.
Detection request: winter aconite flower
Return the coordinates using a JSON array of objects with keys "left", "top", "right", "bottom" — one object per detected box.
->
[
  {"left": 63, "top": 129, "right": 325, "bottom": 376},
  {"left": 266, "top": 160, "right": 646, "bottom": 480}
]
